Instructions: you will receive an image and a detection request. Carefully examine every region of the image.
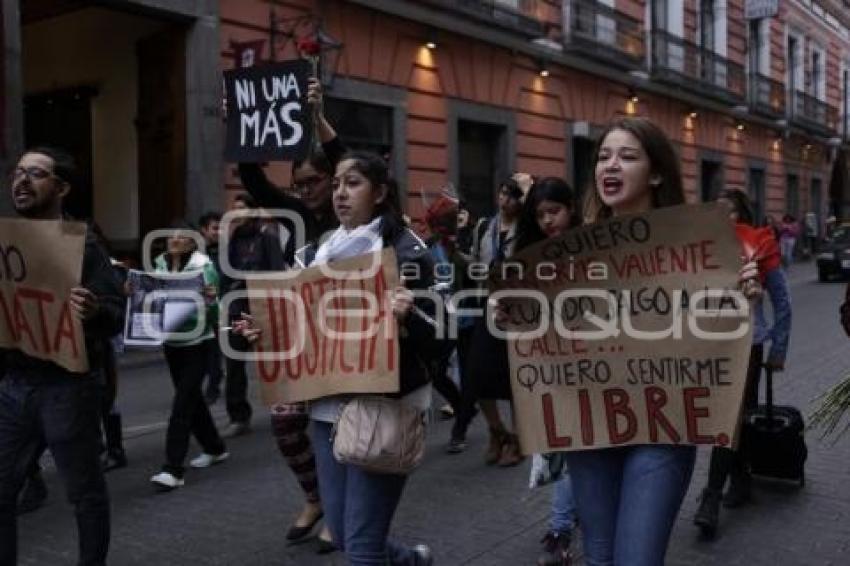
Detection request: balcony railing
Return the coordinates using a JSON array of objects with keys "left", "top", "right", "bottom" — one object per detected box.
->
[
  {"left": 422, "top": 0, "right": 544, "bottom": 37},
  {"left": 792, "top": 90, "right": 838, "bottom": 133},
  {"left": 566, "top": 0, "right": 645, "bottom": 67},
  {"left": 749, "top": 73, "right": 785, "bottom": 118},
  {"left": 650, "top": 30, "right": 745, "bottom": 104}
]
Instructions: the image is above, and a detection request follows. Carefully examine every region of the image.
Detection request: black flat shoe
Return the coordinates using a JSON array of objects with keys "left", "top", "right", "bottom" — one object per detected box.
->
[
  {"left": 316, "top": 536, "right": 337, "bottom": 555},
  {"left": 286, "top": 511, "right": 324, "bottom": 541}
]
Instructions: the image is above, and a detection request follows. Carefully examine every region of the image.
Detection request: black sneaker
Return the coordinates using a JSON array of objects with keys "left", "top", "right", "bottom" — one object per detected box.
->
[
  {"left": 723, "top": 471, "right": 752, "bottom": 508},
  {"left": 693, "top": 488, "right": 722, "bottom": 538},
  {"left": 446, "top": 435, "right": 467, "bottom": 454},
  {"left": 537, "top": 531, "right": 572, "bottom": 566},
  {"left": 17, "top": 472, "right": 48, "bottom": 515}
]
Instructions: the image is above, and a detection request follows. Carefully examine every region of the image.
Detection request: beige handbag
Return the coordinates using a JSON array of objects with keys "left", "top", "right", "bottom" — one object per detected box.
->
[{"left": 332, "top": 396, "right": 426, "bottom": 475}]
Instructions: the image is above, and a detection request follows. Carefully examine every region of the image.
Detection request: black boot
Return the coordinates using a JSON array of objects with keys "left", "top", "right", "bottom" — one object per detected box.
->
[
  {"left": 693, "top": 488, "right": 722, "bottom": 538},
  {"left": 723, "top": 469, "right": 752, "bottom": 508},
  {"left": 102, "top": 414, "right": 128, "bottom": 472},
  {"left": 17, "top": 471, "right": 48, "bottom": 515}
]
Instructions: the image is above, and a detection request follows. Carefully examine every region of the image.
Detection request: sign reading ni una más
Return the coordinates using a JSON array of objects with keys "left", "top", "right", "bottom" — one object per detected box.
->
[
  {"left": 224, "top": 60, "right": 312, "bottom": 163},
  {"left": 745, "top": 0, "right": 779, "bottom": 20}
]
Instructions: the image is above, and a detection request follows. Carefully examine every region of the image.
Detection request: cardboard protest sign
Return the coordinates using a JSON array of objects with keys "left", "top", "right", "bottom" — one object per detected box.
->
[
  {"left": 0, "top": 219, "right": 88, "bottom": 373},
  {"left": 123, "top": 270, "right": 206, "bottom": 346},
  {"left": 224, "top": 59, "right": 312, "bottom": 163},
  {"left": 248, "top": 249, "right": 400, "bottom": 404},
  {"left": 490, "top": 204, "right": 753, "bottom": 453}
]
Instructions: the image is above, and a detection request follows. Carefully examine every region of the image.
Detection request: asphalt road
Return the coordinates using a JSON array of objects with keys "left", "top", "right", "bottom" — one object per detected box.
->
[{"left": 17, "top": 262, "right": 850, "bottom": 565}]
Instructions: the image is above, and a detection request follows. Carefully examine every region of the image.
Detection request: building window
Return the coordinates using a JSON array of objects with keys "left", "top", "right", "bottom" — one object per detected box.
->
[
  {"left": 786, "top": 174, "right": 800, "bottom": 219},
  {"left": 749, "top": 167, "right": 766, "bottom": 225},
  {"left": 843, "top": 65, "right": 850, "bottom": 137},
  {"left": 700, "top": 159, "right": 723, "bottom": 202},
  {"left": 811, "top": 43, "right": 826, "bottom": 101},
  {"left": 699, "top": 0, "right": 715, "bottom": 52},
  {"left": 324, "top": 98, "right": 394, "bottom": 162}
]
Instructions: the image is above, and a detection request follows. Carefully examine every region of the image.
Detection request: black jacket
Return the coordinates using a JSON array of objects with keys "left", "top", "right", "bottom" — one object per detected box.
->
[
  {"left": 1, "top": 227, "right": 125, "bottom": 379},
  {"left": 238, "top": 137, "right": 346, "bottom": 244},
  {"left": 220, "top": 221, "right": 292, "bottom": 319}
]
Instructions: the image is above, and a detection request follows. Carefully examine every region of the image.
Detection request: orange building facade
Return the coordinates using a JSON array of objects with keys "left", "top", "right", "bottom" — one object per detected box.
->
[
  {"left": 2, "top": 0, "right": 850, "bottom": 249},
  {"left": 222, "top": 0, "right": 850, "bottom": 235}
]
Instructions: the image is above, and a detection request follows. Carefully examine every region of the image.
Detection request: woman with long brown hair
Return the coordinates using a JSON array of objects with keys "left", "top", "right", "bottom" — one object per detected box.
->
[{"left": 567, "top": 117, "right": 761, "bottom": 565}]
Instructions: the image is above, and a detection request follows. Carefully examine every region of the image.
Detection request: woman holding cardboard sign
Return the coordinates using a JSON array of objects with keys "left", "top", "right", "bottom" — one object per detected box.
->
[
  {"left": 238, "top": 151, "right": 447, "bottom": 565},
  {"left": 515, "top": 177, "right": 581, "bottom": 566},
  {"left": 564, "top": 118, "right": 762, "bottom": 566}
]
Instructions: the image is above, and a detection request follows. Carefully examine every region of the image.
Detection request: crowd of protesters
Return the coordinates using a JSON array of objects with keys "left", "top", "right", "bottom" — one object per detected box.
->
[{"left": 0, "top": 75, "right": 801, "bottom": 566}]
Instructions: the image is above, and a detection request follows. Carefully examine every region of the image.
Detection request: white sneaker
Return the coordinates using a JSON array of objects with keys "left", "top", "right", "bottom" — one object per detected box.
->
[
  {"left": 151, "top": 471, "right": 184, "bottom": 490},
  {"left": 189, "top": 451, "right": 230, "bottom": 468}
]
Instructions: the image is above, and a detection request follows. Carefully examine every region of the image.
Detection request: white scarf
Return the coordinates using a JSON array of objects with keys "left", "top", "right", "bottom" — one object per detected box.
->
[{"left": 313, "top": 217, "right": 384, "bottom": 264}]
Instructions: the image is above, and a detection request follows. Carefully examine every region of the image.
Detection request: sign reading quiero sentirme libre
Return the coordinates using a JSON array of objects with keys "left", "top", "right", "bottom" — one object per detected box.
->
[
  {"left": 490, "top": 204, "right": 753, "bottom": 454},
  {"left": 224, "top": 59, "right": 312, "bottom": 163}
]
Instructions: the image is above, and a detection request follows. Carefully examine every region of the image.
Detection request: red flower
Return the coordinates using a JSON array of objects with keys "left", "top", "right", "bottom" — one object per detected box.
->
[{"left": 297, "top": 36, "right": 321, "bottom": 57}]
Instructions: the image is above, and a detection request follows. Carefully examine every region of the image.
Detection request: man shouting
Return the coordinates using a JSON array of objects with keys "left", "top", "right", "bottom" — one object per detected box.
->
[{"left": 0, "top": 147, "right": 124, "bottom": 566}]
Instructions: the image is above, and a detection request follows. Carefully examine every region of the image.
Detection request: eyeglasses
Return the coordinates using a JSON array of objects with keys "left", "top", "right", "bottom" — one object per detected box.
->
[
  {"left": 292, "top": 175, "right": 327, "bottom": 193},
  {"left": 10, "top": 166, "right": 58, "bottom": 183}
]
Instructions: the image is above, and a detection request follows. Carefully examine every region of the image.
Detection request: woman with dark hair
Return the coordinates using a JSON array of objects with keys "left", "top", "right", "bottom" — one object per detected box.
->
[
  {"left": 234, "top": 78, "right": 343, "bottom": 549},
  {"left": 568, "top": 118, "right": 762, "bottom": 565},
  {"left": 515, "top": 177, "right": 580, "bottom": 566},
  {"left": 150, "top": 220, "right": 229, "bottom": 490},
  {"left": 459, "top": 175, "right": 530, "bottom": 466},
  {"left": 693, "top": 188, "right": 791, "bottom": 537},
  {"left": 239, "top": 151, "right": 447, "bottom": 565}
]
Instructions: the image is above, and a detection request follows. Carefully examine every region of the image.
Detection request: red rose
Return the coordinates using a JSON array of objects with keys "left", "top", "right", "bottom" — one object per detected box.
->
[{"left": 297, "top": 36, "right": 321, "bottom": 56}]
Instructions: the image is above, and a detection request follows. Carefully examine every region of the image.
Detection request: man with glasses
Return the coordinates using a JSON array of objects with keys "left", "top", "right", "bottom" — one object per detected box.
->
[{"left": 0, "top": 147, "right": 124, "bottom": 565}]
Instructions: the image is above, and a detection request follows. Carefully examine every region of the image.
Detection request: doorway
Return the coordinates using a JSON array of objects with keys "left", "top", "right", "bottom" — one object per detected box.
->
[
  {"left": 458, "top": 120, "right": 508, "bottom": 220},
  {"left": 24, "top": 87, "right": 96, "bottom": 221},
  {"left": 572, "top": 135, "right": 596, "bottom": 211},
  {"left": 749, "top": 167, "right": 765, "bottom": 225},
  {"left": 136, "top": 26, "right": 187, "bottom": 238}
]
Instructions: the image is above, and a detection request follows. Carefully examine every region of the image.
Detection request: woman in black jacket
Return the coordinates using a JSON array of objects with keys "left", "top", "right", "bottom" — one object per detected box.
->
[
  {"left": 238, "top": 151, "right": 446, "bottom": 565},
  {"left": 232, "top": 78, "right": 342, "bottom": 549}
]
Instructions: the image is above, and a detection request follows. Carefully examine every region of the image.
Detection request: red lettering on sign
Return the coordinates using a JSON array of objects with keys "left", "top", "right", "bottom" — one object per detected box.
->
[
  {"left": 257, "top": 296, "right": 281, "bottom": 383},
  {"left": 12, "top": 291, "right": 38, "bottom": 351},
  {"left": 683, "top": 387, "right": 714, "bottom": 444},
  {"left": 53, "top": 300, "right": 79, "bottom": 358},
  {"left": 18, "top": 288, "right": 54, "bottom": 353},
  {"left": 578, "top": 389, "right": 594, "bottom": 446},
  {"left": 603, "top": 388, "right": 637, "bottom": 445},
  {"left": 645, "top": 386, "right": 681, "bottom": 443},
  {"left": 542, "top": 393, "right": 571, "bottom": 448}
]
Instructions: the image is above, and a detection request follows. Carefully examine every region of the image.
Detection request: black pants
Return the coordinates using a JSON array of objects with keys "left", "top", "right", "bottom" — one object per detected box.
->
[
  {"left": 451, "top": 325, "right": 478, "bottom": 440},
  {"left": 162, "top": 343, "right": 226, "bottom": 477},
  {"left": 706, "top": 344, "right": 764, "bottom": 491},
  {"left": 0, "top": 373, "right": 110, "bottom": 566},
  {"left": 204, "top": 332, "right": 224, "bottom": 394},
  {"left": 225, "top": 333, "right": 253, "bottom": 424}
]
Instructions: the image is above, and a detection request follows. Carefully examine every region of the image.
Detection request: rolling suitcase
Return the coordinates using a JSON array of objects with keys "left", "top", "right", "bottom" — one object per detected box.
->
[{"left": 743, "top": 366, "right": 807, "bottom": 487}]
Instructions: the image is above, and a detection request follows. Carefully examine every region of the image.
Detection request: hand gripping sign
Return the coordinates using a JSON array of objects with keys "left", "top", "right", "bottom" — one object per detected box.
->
[
  {"left": 489, "top": 203, "right": 754, "bottom": 453},
  {"left": 246, "top": 249, "right": 400, "bottom": 405},
  {"left": 0, "top": 219, "right": 88, "bottom": 373}
]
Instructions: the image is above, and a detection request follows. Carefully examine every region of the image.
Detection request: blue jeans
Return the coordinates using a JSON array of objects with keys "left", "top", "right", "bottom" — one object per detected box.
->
[
  {"left": 550, "top": 475, "right": 577, "bottom": 534},
  {"left": 565, "top": 445, "right": 696, "bottom": 566},
  {"left": 312, "top": 421, "right": 420, "bottom": 565},
  {"left": 0, "top": 373, "right": 110, "bottom": 566}
]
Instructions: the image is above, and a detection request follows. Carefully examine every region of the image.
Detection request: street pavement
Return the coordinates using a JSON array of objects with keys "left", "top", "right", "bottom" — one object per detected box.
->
[{"left": 17, "top": 262, "right": 850, "bottom": 565}]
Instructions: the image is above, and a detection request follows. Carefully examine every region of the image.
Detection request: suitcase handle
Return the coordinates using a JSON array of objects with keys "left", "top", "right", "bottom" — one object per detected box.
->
[{"left": 763, "top": 364, "right": 774, "bottom": 424}]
